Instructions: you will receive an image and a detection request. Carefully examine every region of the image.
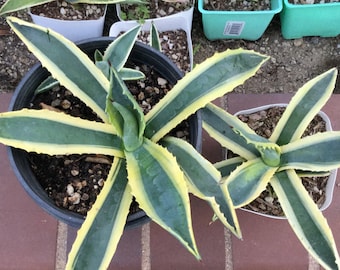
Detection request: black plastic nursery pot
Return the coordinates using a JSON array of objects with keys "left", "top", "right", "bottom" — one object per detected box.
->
[{"left": 7, "top": 37, "right": 202, "bottom": 228}]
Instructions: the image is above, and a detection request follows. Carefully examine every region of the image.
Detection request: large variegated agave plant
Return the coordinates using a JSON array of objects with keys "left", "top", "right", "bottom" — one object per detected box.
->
[
  {"left": 201, "top": 69, "right": 340, "bottom": 270},
  {"left": 0, "top": 17, "right": 269, "bottom": 269}
]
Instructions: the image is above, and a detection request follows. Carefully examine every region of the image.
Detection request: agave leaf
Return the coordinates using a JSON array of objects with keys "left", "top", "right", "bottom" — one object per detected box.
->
[
  {"left": 7, "top": 17, "right": 110, "bottom": 122},
  {"left": 296, "top": 170, "right": 330, "bottom": 178},
  {"left": 95, "top": 60, "right": 110, "bottom": 79},
  {"left": 162, "top": 136, "right": 242, "bottom": 238},
  {"left": 34, "top": 64, "right": 144, "bottom": 97},
  {"left": 108, "top": 67, "right": 145, "bottom": 139},
  {"left": 271, "top": 170, "right": 340, "bottom": 270},
  {"left": 98, "top": 64, "right": 144, "bottom": 82},
  {"left": 161, "top": 136, "right": 220, "bottom": 199},
  {"left": 0, "top": 109, "right": 124, "bottom": 157},
  {"left": 212, "top": 187, "right": 242, "bottom": 238},
  {"left": 94, "top": 50, "right": 111, "bottom": 78},
  {"left": 214, "top": 157, "right": 244, "bottom": 178},
  {"left": 271, "top": 68, "right": 337, "bottom": 145},
  {"left": 94, "top": 49, "right": 104, "bottom": 62},
  {"left": 145, "top": 49, "right": 269, "bottom": 142},
  {"left": 226, "top": 158, "right": 277, "bottom": 208},
  {"left": 66, "top": 158, "right": 132, "bottom": 270},
  {"left": 102, "top": 24, "right": 141, "bottom": 71},
  {"left": 96, "top": 41, "right": 146, "bottom": 81},
  {"left": 125, "top": 138, "right": 200, "bottom": 259},
  {"left": 34, "top": 76, "right": 59, "bottom": 95},
  {"left": 150, "top": 22, "right": 161, "bottom": 52},
  {"left": 119, "top": 68, "right": 145, "bottom": 81},
  {"left": 201, "top": 103, "right": 258, "bottom": 160},
  {"left": 112, "top": 102, "right": 143, "bottom": 151},
  {"left": 106, "top": 72, "right": 124, "bottom": 137},
  {"left": 280, "top": 131, "right": 340, "bottom": 172},
  {"left": 223, "top": 109, "right": 281, "bottom": 167},
  {"left": 0, "top": 0, "right": 53, "bottom": 15},
  {"left": 202, "top": 103, "right": 281, "bottom": 166}
]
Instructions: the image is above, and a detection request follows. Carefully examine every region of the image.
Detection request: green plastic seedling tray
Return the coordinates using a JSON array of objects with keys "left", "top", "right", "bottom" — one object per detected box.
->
[
  {"left": 280, "top": 0, "right": 340, "bottom": 39},
  {"left": 198, "top": 0, "right": 282, "bottom": 40}
]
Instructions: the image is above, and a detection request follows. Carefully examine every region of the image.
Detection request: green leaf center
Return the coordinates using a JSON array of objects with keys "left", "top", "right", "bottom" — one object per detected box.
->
[{"left": 257, "top": 145, "right": 281, "bottom": 167}]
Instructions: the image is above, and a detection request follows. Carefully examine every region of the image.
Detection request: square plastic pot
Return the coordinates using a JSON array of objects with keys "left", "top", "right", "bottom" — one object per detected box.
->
[
  {"left": 109, "top": 17, "right": 194, "bottom": 72},
  {"left": 280, "top": 0, "right": 340, "bottom": 39},
  {"left": 198, "top": 0, "right": 282, "bottom": 40},
  {"left": 29, "top": 5, "right": 107, "bottom": 42},
  {"left": 115, "top": 2, "right": 194, "bottom": 31}
]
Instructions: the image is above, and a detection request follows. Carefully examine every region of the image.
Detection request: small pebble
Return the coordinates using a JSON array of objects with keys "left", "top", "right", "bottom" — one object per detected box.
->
[
  {"left": 71, "top": 169, "right": 79, "bottom": 176},
  {"left": 68, "top": 193, "right": 81, "bottom": 204},
  {"left": 98, "top": 179, "right": 104, "bottom": 187},
  {"left": 81, "top": 193, "right": 90, "bottom": 201},
  {"left": 60, "top": 7, "right": 66, "bottom": 16},
  {"left": 293, "top": 38, "right": 303, "bottom": 47},
  {"left": 61, "top": 99, "right": 71, "bottom": 109},
  {"left": 66, "top": 184, "right": 74, "bottom": 196},
  {"left": 264, "top": 196, "right": 274, "bottom": 204},
  {"left": 157, "top": 77, "right": 168, "bottom": 86}
]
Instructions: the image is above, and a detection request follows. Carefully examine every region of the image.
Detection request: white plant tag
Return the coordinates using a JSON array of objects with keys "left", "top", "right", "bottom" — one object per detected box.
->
[{"left": 223, "top": 21, "right": 245, "bottom": 36}]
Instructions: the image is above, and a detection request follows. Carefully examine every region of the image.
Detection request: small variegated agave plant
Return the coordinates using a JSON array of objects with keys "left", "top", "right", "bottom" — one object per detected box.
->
[
  {"left": 0, "top": 17, "right": 269, "bottom": 269},
  {"left": 201, "top": 69, "right": 340, "bottom": 270}
]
